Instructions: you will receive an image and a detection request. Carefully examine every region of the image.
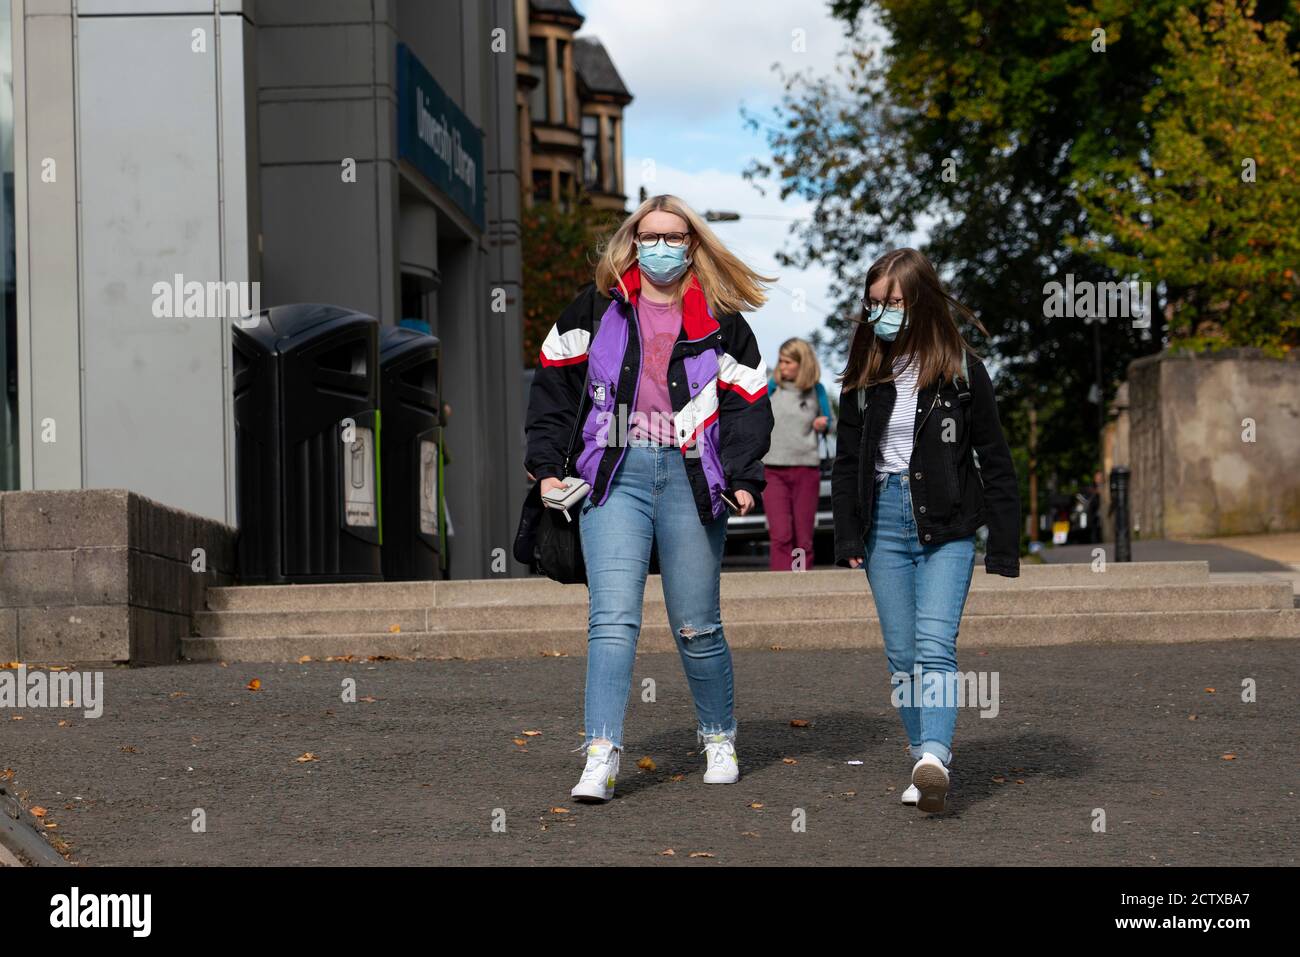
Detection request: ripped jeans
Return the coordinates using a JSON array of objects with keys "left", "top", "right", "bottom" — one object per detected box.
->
[{"left": 577, "top": 440, "right": 735, "bottom": 750}]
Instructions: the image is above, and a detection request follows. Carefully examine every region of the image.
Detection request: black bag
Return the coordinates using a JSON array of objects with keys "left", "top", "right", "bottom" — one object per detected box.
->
[{"left": 514, "top": 317, "right": 599, "bottom": 585}]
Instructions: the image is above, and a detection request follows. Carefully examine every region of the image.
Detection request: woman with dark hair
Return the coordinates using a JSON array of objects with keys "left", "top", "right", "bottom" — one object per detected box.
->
[{"left": 831, "top": 248, "right": 1021, "bottom": 813}]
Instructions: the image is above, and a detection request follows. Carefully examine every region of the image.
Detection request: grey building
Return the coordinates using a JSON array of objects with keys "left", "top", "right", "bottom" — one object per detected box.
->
[{"left": 5, "top": 0, "right": 526, "bottom": 580}]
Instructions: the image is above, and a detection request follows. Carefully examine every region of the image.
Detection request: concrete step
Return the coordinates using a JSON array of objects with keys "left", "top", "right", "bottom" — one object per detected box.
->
[
  {"left": 180, "top": 607, "right": 1300, "bottom": 662},
  {"left": 202, "top": 560, "right": 1213, "bottom": 612},
  {"left": 191, "top": 581, "right": 1294, "bottom": 637}
]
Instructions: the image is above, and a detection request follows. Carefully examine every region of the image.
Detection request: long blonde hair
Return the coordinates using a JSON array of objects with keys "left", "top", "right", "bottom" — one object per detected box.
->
[
  {"left": 594, "top": 194, "right": 774, "bottom": 315},
  {"left": 777, "top": 338, "right": 821, "bottom": 391}
]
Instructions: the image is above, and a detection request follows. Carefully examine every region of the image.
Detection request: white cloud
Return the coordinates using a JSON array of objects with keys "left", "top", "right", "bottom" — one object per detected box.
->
[{"left": 577, "top": 0, "right": 858, "bottom": 123}]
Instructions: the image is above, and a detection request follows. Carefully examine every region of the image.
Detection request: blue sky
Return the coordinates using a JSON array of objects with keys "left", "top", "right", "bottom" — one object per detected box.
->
[{"left": 570, "top": 0, "right": 878, "bottom": 395}]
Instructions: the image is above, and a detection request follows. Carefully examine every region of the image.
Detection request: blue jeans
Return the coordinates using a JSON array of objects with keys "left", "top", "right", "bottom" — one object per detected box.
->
[
  {"left": 864, "top": 472, "right": 976, "bottom": 766},
  {"left": 577, "top": 440, "right": 735, "bottom": 749}
]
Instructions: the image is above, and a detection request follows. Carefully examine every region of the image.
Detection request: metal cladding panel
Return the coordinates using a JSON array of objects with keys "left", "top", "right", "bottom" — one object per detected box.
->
[{"left": 77, "top": 14, "right": 232, "bottom": 520}]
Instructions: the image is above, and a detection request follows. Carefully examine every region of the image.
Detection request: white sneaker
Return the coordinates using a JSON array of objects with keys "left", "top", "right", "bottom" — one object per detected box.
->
[
  {"left": 910, "top": 752, "right": 950, "bottom": 813},
  {"left": 901, "top": 784, "right": 920, "bottom": 805},
  {"left": 571, "top": 742, "right": 619, "bottom": 802},
  {"left": 702, "top": 733, "right": 739, "bottom": 784}
]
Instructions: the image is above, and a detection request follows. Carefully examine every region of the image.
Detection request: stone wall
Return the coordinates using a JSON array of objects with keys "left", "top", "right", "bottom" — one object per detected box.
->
[
  {"left": 0, "top": 490, "right": 237, "bottom": 665},
  {"left": 1127, "top": 349, "right": 1300, "bottom": 539}
]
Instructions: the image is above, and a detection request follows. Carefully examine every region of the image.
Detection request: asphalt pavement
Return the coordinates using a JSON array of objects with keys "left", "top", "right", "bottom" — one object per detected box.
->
[{"left": 1, "top": 639, "right": 1295, "bottom": 866}]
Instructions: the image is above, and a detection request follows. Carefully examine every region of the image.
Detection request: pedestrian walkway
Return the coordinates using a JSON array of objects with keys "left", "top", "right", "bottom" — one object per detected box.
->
[
  {"left": 2, "top": 641, "right": 1295, "bottom": 866},
  {"left": 1040, "top": 535, "right": 1300, "bottom": 600}
]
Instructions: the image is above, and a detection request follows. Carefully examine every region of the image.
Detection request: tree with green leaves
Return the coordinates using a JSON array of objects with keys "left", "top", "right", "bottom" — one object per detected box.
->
[
  {"left": 1072, "top": 0, "right": 1300, "bottom": 354},
  {"left": 521, "top": 198, "right": 622, "bottom": 368},
  {"left": 748, "top": 0, "right": 1300, "bottom": 505}
]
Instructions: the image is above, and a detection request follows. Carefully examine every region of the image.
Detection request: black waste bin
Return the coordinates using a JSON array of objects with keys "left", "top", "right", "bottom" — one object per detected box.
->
[
  {"left": 378, "top": 326, "right": 443, "bottom": 581},
  {"left": 232, "top": 304, "right": 382, "bottom": 584}
]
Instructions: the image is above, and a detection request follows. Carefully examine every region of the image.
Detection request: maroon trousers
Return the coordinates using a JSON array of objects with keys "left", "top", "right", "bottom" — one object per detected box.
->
[{"left": 762, "top": 464, "right": 820, "bottom": 571}]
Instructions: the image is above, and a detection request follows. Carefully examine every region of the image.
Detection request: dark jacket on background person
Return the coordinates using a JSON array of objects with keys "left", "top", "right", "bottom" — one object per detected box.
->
[{"left": 831, "top": 354, "right": 1021, "bottom": 576}]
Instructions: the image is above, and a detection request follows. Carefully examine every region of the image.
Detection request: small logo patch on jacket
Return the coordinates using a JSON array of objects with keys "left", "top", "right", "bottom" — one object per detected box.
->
[{"left": 594, "top": 384, "right": 606, "bottom": 403}]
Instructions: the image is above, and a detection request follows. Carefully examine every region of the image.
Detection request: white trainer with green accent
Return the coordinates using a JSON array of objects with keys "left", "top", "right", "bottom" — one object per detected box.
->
[
  {"left": 571, "top": 742, "right": 620, "bottom": 802},
  {"left": 702, "top": 733, "right": 739, "bottom": 784}
]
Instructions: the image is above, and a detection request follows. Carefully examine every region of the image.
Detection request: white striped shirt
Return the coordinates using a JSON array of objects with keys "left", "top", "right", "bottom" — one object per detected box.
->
[{"left": 876, "top": 354, "right": 920, "bottom": 475}]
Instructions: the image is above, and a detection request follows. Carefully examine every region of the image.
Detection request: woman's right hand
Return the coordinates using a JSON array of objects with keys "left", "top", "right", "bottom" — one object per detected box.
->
[
  {"left": 847, "top": 556, "right": 863, "bottom": 569},
  {"left": 539, "top": 477, "right": 566, "bottom": 496}
]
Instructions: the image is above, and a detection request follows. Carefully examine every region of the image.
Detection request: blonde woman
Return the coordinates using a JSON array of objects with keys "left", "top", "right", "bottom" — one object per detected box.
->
[
  {"left": 525, "top": 195, "right": 775, "bottom": 802},
  {"left": 763, "top": 338, "right": 832, "bottom": 570}
]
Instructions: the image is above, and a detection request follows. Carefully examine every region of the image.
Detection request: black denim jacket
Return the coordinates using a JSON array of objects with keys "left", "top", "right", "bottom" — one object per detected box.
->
[{"left": 831, "top": 354, "right": 1021, "bottom": 577}]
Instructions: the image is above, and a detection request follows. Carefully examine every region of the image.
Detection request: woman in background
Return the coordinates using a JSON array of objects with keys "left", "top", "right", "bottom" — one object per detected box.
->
[{"left": 763, "top": 338, "right": 832, "bottom": 571}]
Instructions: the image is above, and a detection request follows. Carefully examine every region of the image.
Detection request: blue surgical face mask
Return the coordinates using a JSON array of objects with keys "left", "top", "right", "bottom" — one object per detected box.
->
[
  {"left": 869, "top": 303, "right": 907, "bottom": 341},
  {"left": 638, "top": 240, "right": 691, "bottom": 285}
]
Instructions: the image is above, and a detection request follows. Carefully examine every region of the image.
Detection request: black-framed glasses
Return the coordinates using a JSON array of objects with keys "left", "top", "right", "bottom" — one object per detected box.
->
[
  {"left": 635, "top": 231, "right": 691, "bottom": 248},
  {"left": 863, "top": 296, "right": 906, "bottom": 315}
]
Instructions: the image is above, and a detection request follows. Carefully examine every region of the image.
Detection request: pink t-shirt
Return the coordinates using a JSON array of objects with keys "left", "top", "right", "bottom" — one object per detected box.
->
[{"left": 628, "top": 296, "right": 682, "bottom": 444}]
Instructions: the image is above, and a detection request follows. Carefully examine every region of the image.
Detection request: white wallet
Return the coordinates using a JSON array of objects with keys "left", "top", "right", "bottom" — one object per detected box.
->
[{"left": 541, "top": 476, "right": 592, "bottom": 518}]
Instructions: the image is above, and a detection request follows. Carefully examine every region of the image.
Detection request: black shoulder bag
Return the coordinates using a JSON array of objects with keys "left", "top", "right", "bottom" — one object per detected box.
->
[{"left": 514, "top": 317, "right": 601, "bottom": 585}]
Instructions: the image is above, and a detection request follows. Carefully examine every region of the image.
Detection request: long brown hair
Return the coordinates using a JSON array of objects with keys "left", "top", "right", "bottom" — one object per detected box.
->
[
  {"left": 839, "top": 248, "right": 987, "bottom": 391},
  {"left": 594, "top": 194, "right": 774, "bottom": 315}
]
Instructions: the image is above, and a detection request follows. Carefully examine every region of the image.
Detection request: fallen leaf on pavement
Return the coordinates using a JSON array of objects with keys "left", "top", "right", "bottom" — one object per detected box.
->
[
  {"left": 659, "top": 849, "right": 675, "bottom": 856},
  {"left": 790, "top": 719, "right": 811, "bottom": 728},
  {"left": 1222, "top": 753, "right": 1237, "bottom": 761},
  {"left": 297, "top": 656, "right": 312, "bottom": 664},
  {"left": 670, "top": 773, "right": 684, "bottom": 782},
  {"left": 688, "top": 851, "right": 714, "bottom": 859},
  {"left": 749, "top": 802, "right": 764, "bottom": 809},
  {"left": 29, "top": 806, "right": 46, "bottom": 818},
  {"left": 549, "top": 807, "right": 569, "bottom": 814},
  {"left": 389, "top": 625, "right": 401, "bottom": 633},
  {"left": 246, "top": 678, "right": 261, "bottom": 691},
  {"left": 637, "top": 757, "right": 656, "bottom": 771},
  {"left": 295, "top": 752, "right": 319, "bottom": 763},
  {"left": 512, "top": 738, "right": 527, "bottom": 747},
  {"left": 782, "top": 758, "right": 798, "bottom": 765},
  {"left": 523, "top": 730, "right": 543, "bottom": 737}
]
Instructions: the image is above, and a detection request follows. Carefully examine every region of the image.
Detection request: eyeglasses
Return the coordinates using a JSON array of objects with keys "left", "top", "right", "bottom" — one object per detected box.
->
[
  {"left": 863, "top": 297, "right": 906, "bottom": 315},
  {"left": 635, "top": 231, "right": 691, "bottom": 248},
  {"left": 842, "top": 297, "right": 906, "bottom": 327}
]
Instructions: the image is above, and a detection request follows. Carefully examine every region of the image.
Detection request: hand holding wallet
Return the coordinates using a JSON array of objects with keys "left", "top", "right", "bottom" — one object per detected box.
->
[{"left": 541, "top": 476, "right": 592, "bottom": 518}]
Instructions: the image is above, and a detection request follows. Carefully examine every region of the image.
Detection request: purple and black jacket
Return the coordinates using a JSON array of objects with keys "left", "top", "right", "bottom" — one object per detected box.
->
[{"left": 525, "top": 266, "right": 774, "bottom": 525}]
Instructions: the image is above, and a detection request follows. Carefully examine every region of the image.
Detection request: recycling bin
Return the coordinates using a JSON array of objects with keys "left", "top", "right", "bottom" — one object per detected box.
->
[
  {"left": 232, "top": 304, "right": 382, "bottom": 584},
  {"left": 378, "top": 326, "right": 443, "bottom": 581}
]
